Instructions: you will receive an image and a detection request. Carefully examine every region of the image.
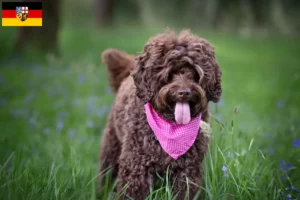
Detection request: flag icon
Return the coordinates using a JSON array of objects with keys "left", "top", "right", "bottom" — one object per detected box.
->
[{"left": 2, "top": 2, "right": 42, "bottom": 26}]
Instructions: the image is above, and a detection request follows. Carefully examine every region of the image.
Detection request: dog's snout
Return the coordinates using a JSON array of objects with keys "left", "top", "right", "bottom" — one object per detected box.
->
[{"left": 177, "top": 89, "right": 191, "bottom": 97}]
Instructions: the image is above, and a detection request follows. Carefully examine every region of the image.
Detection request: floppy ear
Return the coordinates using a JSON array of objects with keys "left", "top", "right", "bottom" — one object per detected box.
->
[
  {"left": 131, "top": 44, "right": 154, "bottom": 103},
  {"left": 207, "top": 60, "right": 222, "bottom": 103}
]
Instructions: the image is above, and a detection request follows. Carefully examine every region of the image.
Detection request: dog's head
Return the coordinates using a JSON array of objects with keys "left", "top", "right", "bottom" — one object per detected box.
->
[{"left": 132, "top": 30, "right": 222, "bottom": 124}]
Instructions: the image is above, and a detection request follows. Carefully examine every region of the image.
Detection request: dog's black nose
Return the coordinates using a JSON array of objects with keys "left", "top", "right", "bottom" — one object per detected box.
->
[{"left": 177, "top": 89, "right": 191, "bottom": 97}]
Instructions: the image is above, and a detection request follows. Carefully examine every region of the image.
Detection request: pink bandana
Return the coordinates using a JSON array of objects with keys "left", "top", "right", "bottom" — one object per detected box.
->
[{"left": 144, "top": 103, "right": 201, "bottom": 159}]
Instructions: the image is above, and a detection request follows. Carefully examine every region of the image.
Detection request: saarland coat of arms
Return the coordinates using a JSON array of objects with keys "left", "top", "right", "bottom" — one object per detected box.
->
[{"left": 16, "top": 7, "right": 28, "bottom": 21}]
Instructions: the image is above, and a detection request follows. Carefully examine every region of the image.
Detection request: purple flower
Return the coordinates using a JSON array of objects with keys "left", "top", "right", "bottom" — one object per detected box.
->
[
  {"left": 292, "top": 186, "right": 300, "bottom": 193},
  {"left": 285, "top": 194, "right": 291, "bottom": 200},
  {"left": 293, "top": 139, "right": 300, "bottom": 148},
  {"left": 280, "top": 160, "right": 291, "bottom": 172},
  {"left": 285, "top": 186, "right": 300, "bottom": 195},
  {"left": 222, "top": 165, "right": 229, "bottom": 177}
]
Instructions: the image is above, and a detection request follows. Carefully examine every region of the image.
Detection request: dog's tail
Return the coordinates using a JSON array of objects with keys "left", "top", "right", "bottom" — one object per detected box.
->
[{"left": 101, "top": 49, "right": 135, "bottom": 93}]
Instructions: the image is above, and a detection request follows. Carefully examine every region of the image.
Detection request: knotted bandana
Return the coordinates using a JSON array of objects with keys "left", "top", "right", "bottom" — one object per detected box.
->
[{"left": 144, "top": 103, "right": 202, "bottom": 159}]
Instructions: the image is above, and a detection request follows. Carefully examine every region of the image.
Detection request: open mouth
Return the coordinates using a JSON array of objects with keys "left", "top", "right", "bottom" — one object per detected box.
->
[{"left": 174, "top": 102, "right": 191, "bottom": 125}]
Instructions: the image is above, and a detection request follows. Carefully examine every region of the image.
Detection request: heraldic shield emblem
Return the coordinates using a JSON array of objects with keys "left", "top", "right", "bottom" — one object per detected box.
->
[{"left": 16, "top": 7, "right": 28, "bottom": 21}]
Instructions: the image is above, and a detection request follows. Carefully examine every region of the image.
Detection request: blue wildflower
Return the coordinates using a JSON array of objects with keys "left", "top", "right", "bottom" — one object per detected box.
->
[
  {"left": 1, "top": 98, "right": 7, "bottom": 105},
  {"left": 48, "top": 89, "right": 58, "bottom": 98},
  {"left": 285, "top": 194, "right": 291, "bottom": 200},
  {"left": 286, "top": 186, "right": 300, "bottom": 195},
  {"left": 293, "top": 139, "right": 300, "bottom": 148},
  {"left": 97, "top": 105, "right": 109, "bottom": 118},
  {"left": 228, "top": 152, "right": 234, "bottom": 159},
  {"left": 87, "top": 103, "right": 94, "bottom": 112},
  {"left": 222, "top": 165, "right": 229, "bottom": 178},
  {"left": 269, "top": 147, "right": 275, "bottom": 154},
  {"left": 264, "top": 132, "right": 273, "bottom": 138},
  {"left": 56, "top": 121, "right": 64, "bottom": 131},
  {"left": 67, "top": 129, "right": 76, "bottom": 137},
  {"left": 10, "top": 109, "right": 29, "bottom": 118},
  {"left": 72, "top": 98, "right": 81, "bottom": 105},
  {"left": 292, "top": 186, "right": 300, "bottom": 193},
  {"left": 87, "top": 95, "right": 100, "bottom": 103},
  {"left": 56, "top": 111, "right": 68, "bottom": 119},
  {"left": 30, "top": 64, "right": 41, "bottom": 74},
  {"left": 86, "top": 120, "right": 95, "bottom": 128},
  {"left": 280, "top": 160, "right": 291, "bottom": 171},
  {"left": 276, "top": 100, "right": 285, "bottom": 109},
  {"left": 261, "top": 147, "right": 275, "bottom": 155},
  {"left": 222, "top": 165, "right": 227, "bottom": 171},
  {"left": 217, "top": 98, "right": 225, "bottom": 107},
  {"left": 105, "top": 86, "right": 112, "bottom": 95},
  {"left": 280, "top": 160, "right": 291, "bottom": 174},
  {"left": 216, "top": 113, "right": 222, "bottom": 122},
  {"left": 43, "top": 128, "right": 51, "bottom": 135},
  {"left": 28, "top": 117, "right": 36, "bottom": 125},
  {"left": 77, "top": 74, "right": 86, "bottom": 84}
]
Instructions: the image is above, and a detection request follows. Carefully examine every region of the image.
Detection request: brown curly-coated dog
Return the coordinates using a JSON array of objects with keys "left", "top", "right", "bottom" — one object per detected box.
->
[{"left": 99, "top": 30, "right": 222, "bottom": 200}]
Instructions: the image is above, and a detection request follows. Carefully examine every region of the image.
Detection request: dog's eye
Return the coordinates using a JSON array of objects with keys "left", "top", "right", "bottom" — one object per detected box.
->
[{"left": 179, "top": 69, "right": 185, "bottom": 75}]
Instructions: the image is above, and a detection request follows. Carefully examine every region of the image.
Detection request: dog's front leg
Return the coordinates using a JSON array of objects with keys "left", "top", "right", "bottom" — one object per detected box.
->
[
  {"left": 171, "top": 166, "right": 202, "bottom": 200},
  {"left": 117, "top": 154, "right": 153, "bottom": 200}
]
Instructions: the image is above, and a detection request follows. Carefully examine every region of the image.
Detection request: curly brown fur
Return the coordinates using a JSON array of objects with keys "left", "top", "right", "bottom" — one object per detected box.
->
[{"left": 99, "top": 30, "right": 222, "bottom": 200}]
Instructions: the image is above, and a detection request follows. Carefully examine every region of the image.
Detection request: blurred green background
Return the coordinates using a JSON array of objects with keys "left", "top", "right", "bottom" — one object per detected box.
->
[{"left": 0, "top": 0, "right": 300, "bottom": 199}]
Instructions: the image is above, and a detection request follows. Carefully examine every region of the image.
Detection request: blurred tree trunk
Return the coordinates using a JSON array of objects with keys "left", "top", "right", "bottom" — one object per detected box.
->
[
  {"left": 137, "top": 0, "right": 161, "bottom": 28},
  {"left": 14, "top": 0, "right": 61, "bottom": 54},
  {"left": 96, "top": 0, "right": 114, "bottom": 26},
  {"left": 205, "top": 0, "right": 219, "bottom": 29},
  {"left": 270, "top": 0, "right": 291, "bottom": 34}
]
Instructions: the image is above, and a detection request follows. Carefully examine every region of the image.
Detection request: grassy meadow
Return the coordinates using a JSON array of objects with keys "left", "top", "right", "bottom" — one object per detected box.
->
[{"left": 0, "top": 26, "right": 300, "bottom": 199}]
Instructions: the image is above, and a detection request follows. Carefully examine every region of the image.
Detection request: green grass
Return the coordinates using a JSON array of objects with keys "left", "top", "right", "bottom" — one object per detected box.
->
[{"left": 0, "top": 26, "right": 300, "bottom": 200}]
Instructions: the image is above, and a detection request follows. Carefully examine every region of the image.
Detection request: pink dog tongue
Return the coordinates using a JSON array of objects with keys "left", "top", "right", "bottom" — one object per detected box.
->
[{"left": 175, "top": 102, "right": 191, "bottom": 125}]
